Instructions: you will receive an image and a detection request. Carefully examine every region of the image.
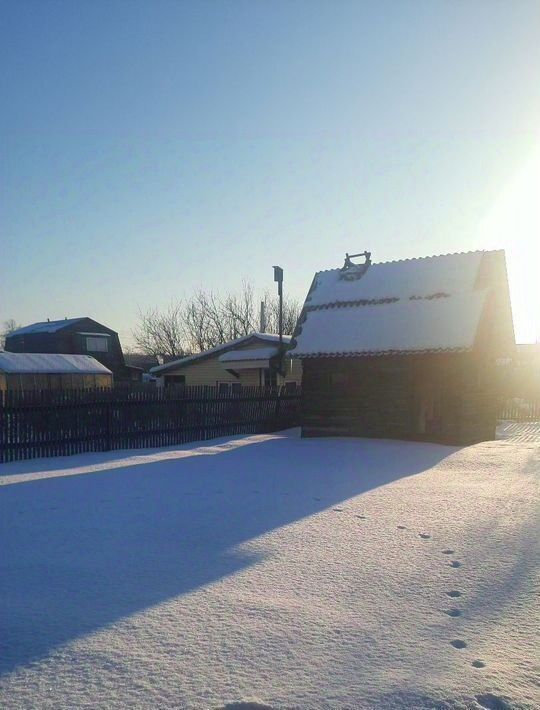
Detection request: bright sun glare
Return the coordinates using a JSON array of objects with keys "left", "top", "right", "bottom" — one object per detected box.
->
[{"left": 477, "top": 144, "right": 540, "bottom": 344}]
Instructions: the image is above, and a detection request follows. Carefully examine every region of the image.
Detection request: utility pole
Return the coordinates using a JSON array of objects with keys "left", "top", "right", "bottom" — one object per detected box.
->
[{"left": 273, "top": 265, "right": 284, "bottom": 375}]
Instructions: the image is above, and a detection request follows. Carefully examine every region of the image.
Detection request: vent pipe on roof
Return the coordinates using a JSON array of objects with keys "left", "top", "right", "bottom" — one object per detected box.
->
[{"left": 260, "top": 301, "right": 266, "bottom": 333}]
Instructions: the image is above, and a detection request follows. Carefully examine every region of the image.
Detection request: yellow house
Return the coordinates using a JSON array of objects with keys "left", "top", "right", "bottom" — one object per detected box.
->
[{"left": 150, "top": 333, "right": 302, "bottom": 391}]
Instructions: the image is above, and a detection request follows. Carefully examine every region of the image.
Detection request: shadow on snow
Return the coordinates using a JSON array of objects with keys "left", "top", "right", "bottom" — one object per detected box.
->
[{"left": 0, "top": 431, "right": 457, "bottom": 675}]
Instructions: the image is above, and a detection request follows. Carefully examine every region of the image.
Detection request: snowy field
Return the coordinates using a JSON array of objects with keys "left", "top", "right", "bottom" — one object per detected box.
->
[{"left": 1, "top": 425, "right": 538, "bottom": 710}]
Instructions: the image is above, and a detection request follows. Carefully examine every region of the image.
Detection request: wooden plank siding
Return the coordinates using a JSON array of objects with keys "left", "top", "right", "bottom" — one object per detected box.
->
[{"left": 300, "top": 353, "right": 499, "bottom": 445}]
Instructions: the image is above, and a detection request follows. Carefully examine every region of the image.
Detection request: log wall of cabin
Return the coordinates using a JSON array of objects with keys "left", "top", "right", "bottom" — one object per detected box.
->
[{"left": 300, "top": 353, "right": 499, "bottom": 445}]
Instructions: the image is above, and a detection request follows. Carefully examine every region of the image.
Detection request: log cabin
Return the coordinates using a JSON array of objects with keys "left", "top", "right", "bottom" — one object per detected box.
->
[{"left": 290, "top": 250, "right": 515, "bottom": 445}]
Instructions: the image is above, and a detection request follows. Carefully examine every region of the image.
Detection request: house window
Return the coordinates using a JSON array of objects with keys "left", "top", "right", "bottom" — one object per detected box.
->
[
  {"left": 231, "top": 383, "right": 242, "bottom": 394},
  {"left": 218, "top": 382, "right": 230, "bottom": 394},
  {"left": 86, "top": 336, "right": 109, "bottom": 352}
]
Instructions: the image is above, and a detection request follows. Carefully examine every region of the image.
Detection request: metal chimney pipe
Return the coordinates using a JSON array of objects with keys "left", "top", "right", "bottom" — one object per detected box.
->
[
  {"left": 260, "top": 301, "right": 266, "bottom": 333},
  {"left": 273, "top": 266, "right": 284, "bottom": 375}
]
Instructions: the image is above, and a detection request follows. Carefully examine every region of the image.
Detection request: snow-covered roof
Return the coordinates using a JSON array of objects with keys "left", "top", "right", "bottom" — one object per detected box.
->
[
  {"left": 306, "top": 251, "right": 484, "bottom": 307},
  {"left": 0, "top": 353, "right": 112, "bottom": 374},
  {"left": 151, "top": 333, "right": 292, "bottom": 374},
  {"left": 8, "top": 318, "right": 87, "bottom": 336},
  {"left": 291, "top": 250, "right": 505, "bottom": 358},
  {"left": 219, "top": 347, "right": 280, "bottom": 363}
]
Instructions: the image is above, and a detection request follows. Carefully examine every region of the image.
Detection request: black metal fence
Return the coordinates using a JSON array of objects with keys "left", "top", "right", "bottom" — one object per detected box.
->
[
  {"left": 0, "top": 385, "right": 302, "bottom": 463},
  {"left": 499, "top": 397, "right": 540, "bottom": 422}
]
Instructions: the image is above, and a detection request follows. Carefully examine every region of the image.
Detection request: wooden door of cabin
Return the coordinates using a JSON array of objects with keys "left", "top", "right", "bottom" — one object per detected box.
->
[{"left": 412, "top": 361, "right": 444, "bottom": 438}]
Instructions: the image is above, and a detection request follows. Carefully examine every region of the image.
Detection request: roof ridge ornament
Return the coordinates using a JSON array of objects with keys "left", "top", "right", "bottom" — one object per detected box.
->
[{"left": 339, "top": 250, "right": 371, "bottom": 280}]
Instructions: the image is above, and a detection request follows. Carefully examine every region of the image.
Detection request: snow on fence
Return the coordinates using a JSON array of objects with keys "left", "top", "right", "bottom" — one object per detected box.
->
[
  {"left": 0, "top": 385, "right": 302, "bottom": 463},
  {"left": 499, "top": 397, "right": 540, "bottom": 422}
]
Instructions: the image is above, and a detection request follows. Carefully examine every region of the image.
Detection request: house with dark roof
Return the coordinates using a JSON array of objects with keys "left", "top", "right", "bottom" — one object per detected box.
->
[
  {"left": 4, "top": 317, "right": 140, "bottom": 382},
  {"left": 150, "top": 332, "right": 302, "bottom": 391},
  {"left": 290, "top": 250, "right": 515, "bottom": 445}
]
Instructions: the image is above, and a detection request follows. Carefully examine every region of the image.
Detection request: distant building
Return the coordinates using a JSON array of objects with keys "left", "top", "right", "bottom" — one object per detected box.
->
[
  {"left": 0, "top": 352, "right": 112, "bottom": 392},
  {"left": 5, "top": 317, "right": 140, "bottom": 382},
  {"left": 290, "top": 249, "right": 515, "bottom": 445},
  {"left": 150, "top": 332, "right": 302, "bottom": 391}
]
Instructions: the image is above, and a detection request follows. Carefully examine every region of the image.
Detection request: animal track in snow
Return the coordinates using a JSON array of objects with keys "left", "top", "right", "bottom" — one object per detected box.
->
[
  {"left": 450, "top": 639, "right": 467, "bottom": 649},
  {"left": 449, "top": 560, "right": 461, "bottom": 568},
  {"left": 419, "top": 533, "right": 431, "bottom": 539},
  {"left": 441, "top": 549, "right": 455, "bottom": 555},
  {"left": 446, "top": 590, "right": 462, "bottom": 598},
  {"left": 444, "top": 608, "right": 462, "bottom": 617},
  {"left": 472, "top": 659, "right": 486, "bottom": 668},
  {"left": 475, "top": 693, "right": 512, "bottom": 710}
]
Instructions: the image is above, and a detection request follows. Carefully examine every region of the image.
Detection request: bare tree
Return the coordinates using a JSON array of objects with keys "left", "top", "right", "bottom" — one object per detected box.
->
[
  {"left": 133, "top": 281, "right": 302, "bottom": 358},
  {"left": 183, "top": 281, "right": 257, "bottom": 351},
  {"left": 261, "top": 292, "right": 301, "bottom": 335},
  {"left": 132, "top": 302, "right": 186, "bottom": 359},
  {"left": 2, "top": 319, "right": 20, "bottom": 348}
]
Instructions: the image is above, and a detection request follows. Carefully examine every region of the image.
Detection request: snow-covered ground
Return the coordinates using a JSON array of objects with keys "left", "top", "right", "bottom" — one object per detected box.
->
[{"left": 1, "top": 426, "right": 538, "bottom": 710}]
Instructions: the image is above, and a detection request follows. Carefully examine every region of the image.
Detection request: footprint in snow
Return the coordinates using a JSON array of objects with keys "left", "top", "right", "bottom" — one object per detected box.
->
[
  {"left": 472, "top": 659, "right": 486, "bottom": 668},
  {"left": 450, "top": 639, "right": 467, "bottom": 649},
  {"left": 444, "top": 608, "right": 462, "bottom": 617},
  {"left": 446, "top": 590, "right": 462, "bottom": 598},
  {"left": 475, "top": 693, "right": 511, "bottom": 710},
  {"left": 449, "top": 560, "right": 462, "bottom": 568},
  {"left": 419, "top": 533, "right": 431, "bottom": 539},
  {"left": 442, "top": 549, "right": 455, "bottom": 555}
]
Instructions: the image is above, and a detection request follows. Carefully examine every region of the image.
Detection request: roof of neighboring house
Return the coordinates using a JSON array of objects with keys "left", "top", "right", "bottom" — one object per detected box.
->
[
  {"left": 124, "top": 353, "right": 161, "bottom": 371},
  {"left": 291, "top": 250, "right": 512, "bottom": 358},
  {"left": 151, "top": 333, "right": 291, "bottom": 374},
  {"left": 219, "top": 346, "right": 280, "bottom": 363},
  {"left": 8, "top": 318, "right": 89, "bottom": 336},
  {"left": 0, "top": 352, "right": 112, "bottom": 374}
]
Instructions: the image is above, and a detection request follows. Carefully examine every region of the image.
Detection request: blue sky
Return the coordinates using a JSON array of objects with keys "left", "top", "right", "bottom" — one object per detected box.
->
[{"left": 1, "top": 0, "right": 539, "bottom": 345}]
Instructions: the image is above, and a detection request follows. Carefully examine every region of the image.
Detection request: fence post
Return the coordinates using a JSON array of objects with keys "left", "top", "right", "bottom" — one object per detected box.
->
[
  {"left": 105, "top": 400, "right": 113, "bottom": 451},
  {"left": 275, "top": 387, "right": 282, "bottom": 428}
]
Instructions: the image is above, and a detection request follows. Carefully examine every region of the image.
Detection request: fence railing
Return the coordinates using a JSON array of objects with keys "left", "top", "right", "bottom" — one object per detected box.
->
[
  {"left": 0, "top": 385, "right": 302, "bottom": 463},
  {"left": 499, "top": 397, "right": 540, "bottom": 422}
]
